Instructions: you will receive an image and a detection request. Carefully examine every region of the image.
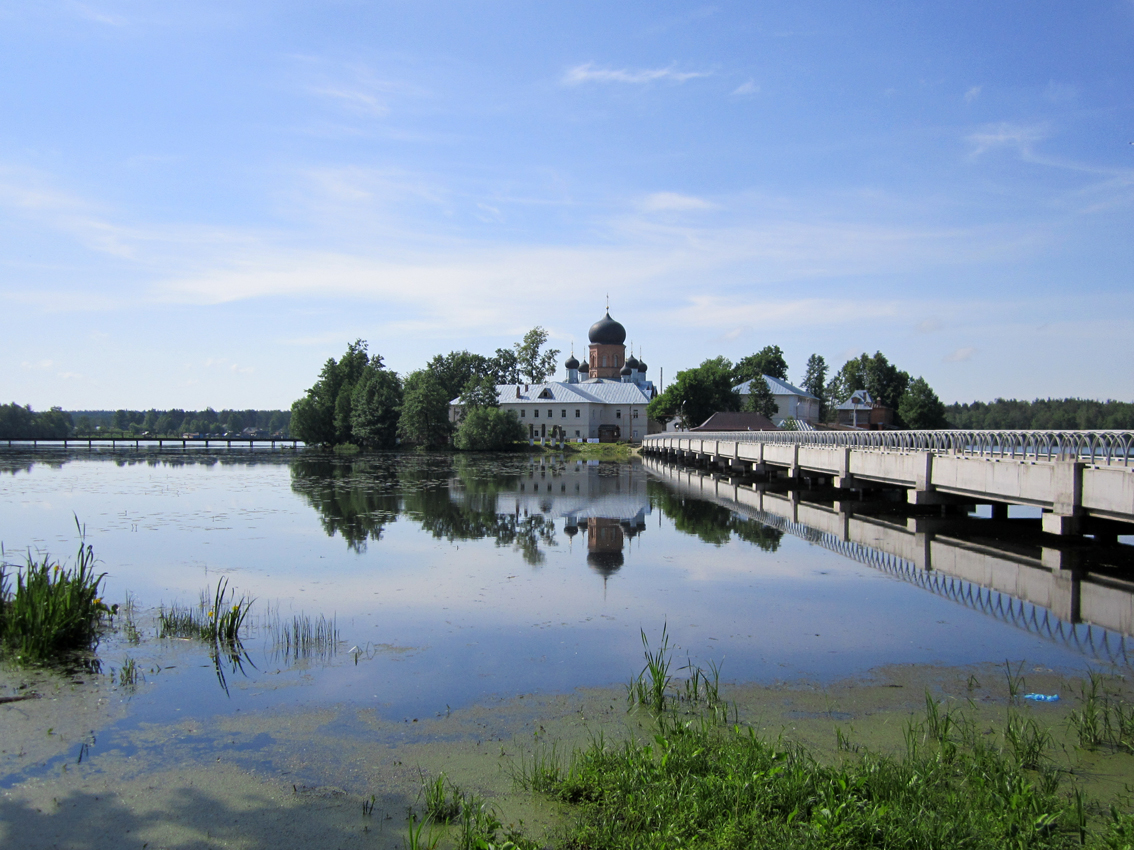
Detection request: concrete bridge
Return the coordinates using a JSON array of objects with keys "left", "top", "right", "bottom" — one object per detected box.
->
[
  {"left": 643, "top": 455, "right": 1134, "bottom": 662},
  {"left": 642, "top": 430, "right": 1134, "bottom": 537}
]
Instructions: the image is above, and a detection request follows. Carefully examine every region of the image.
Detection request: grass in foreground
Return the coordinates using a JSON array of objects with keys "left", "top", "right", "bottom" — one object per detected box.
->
[
  {"left": 0, "top": 523, "right": 115, "bottom": 665},
  {"left": 500, "top": 633, "right": 1134, "bottom": 850}
]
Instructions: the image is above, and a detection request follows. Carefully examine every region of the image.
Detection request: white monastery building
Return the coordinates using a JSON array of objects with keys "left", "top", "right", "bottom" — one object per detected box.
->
[{"left": 450, "top": 310, "right": 658, "bottom": 442}]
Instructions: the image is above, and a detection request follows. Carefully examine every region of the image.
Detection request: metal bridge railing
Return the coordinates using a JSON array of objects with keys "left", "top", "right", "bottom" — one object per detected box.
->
[{"left": 642, "top": 429, "right": 1134, "bottom": 466}]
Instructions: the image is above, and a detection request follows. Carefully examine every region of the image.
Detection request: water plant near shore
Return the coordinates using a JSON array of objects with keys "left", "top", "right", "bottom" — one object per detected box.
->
[{"left": 0, "top": 522, "right": 115, "bottom": 665}]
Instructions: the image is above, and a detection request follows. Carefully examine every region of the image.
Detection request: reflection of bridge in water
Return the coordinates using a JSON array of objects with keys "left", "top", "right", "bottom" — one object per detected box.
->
[{"left": 643, "top": 456, "right": 1134, "bottom": 667}]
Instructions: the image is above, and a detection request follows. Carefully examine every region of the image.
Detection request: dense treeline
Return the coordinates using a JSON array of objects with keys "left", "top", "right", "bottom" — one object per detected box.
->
[
  {"left": 0, "top": 404, "right": 74, "bottom": 440},
  {"left": 647, "top": 347, "right": 949, "bottom": 430},
  {"left": 946, "top": 398, "right": 1134, "bottom": 430},
  {"left": 289, "top": 328, "right": 554, "bottom": 449},
  {"left": 70, "top": 408, "right": 290, "bottom": 437},
  {"left": 0, "top": 404, "right": 291, "bottom": 440}
]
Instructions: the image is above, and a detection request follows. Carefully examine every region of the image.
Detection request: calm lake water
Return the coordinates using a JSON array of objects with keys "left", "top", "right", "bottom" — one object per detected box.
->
[{"left": 2, "top": 449, "right": 1132, "bottom": 724}]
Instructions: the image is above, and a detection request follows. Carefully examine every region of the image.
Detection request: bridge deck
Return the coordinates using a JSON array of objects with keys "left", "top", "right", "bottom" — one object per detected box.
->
[{"left": 642, "top": 430, "right": 1134, "bottom": 533}]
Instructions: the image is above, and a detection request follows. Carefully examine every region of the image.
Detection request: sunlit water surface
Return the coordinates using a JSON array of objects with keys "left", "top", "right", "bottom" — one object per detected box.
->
[{"left": 1, "top": 450, "right": 1127, "bottom": 724}]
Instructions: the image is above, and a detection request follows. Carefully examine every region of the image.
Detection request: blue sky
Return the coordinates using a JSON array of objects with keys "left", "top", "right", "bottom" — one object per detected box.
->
[{"left": 2, "top": 1, "right": 1132, "bottom": 410}]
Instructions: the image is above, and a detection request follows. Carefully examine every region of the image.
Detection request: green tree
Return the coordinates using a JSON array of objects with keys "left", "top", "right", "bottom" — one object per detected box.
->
[
  {"left": 802, "top": 354, "right": 828, "bottom": 418},
  {"left": 350, "top": 359, "right": 402, "bottom": 449},
  {"left": 398, "top": 370, "right": 452, "bottom": 447},
  {"left": 428, "top": 351, "right": 492, "bottom": 402},
  {"left": 514, "top": 327, "right": 560, "bottom": 384},
  {"left": 733, "top": 345, "right": 788, "bottom": 383},
  {"left": 828, "top": 352, "right": 911, "bottom": 416},
  {"left": 459, "top": 375, "right": 501, "bottom": 412},
  {"left": 647, "top": 357, "right": 739, "bottom": 429},
  {"left": 489, "top": 348, "right": 521, "bottom": 385},
  {"left": 746, "top": 376, "right": 778, "bottom": 418},
  {"left": 899, "top": 377, "right": 949, "bottom": 429},
  {"left": 290, "top": 340, "right": 372, "bottom": 447},
  {"left": 454, "top": 407, "right": 526, "bottom": 451}
]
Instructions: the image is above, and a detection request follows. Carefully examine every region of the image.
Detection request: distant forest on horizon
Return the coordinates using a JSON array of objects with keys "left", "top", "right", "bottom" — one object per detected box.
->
[
  {"left": 2, "top": 398, "right": 1134, "bottom": 441},
  {"left": 0, "top": 406, "right": 291, "bottom": 440}
]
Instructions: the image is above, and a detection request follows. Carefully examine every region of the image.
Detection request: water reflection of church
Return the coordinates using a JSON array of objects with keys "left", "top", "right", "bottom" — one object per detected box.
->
[{"left": 464, "top": 458, "right": 649, "bottom": 580}]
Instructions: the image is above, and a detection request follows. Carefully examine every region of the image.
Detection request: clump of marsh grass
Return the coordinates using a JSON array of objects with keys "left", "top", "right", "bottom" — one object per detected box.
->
[
  {"left": 0, "top": 520, "right": 116, "bottom": 665},
  {"left": 269, "top": 612, "right": 339, "bottom": 663},
  {"left": 157, "top": 577, "right": 253, "bottom": 695},
  {"left": 157, "top": 577, "right": 252, "bottom": 645},
  {"left": 628, "top": 624, "right": 728, "bottom": 721},
  {"left": 410, "top": 772, "right": 528, "bottom": 850},
  {"left": 1069, "top": 671, "right": 1134, "bottom": 753}
]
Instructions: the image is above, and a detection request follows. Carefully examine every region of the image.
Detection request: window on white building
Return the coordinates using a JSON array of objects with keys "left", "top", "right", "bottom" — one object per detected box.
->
[
  {"left": 561, "top": 409, "right": 566, "bottom": 418},
  {"left": 575, "top": 409, "right": 580, "bottom": 418},
  {"left": 534, "top": 409, "right": 539, "bottom": 418},
  {"left": 632, "top": 409, "right": 639, "bottom": 419},
  {"left": 616, "top": 410, "right": 621, "bottom": 419},
  {"left": 520, "top": 409, "right": 525, "bottom": 417}
]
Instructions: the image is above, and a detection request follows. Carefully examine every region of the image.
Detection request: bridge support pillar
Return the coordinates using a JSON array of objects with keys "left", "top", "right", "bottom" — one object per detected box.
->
[
  {"left": 1043, "top": 548, "right": 1082, "bottom": 623},
  {"left": 1041, "top": 462, "right": 1084, "bottom": 536}
]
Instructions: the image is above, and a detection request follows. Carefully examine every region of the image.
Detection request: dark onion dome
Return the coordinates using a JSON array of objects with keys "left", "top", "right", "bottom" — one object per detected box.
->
[
  {"left": 564, "top": 353, "right": 580, "bottom": 370},
  {"left": 620, "top": 362, "right": 633, "bottom": 376},
  {"left": 625, "top": 354, "right": 640, "bottom": 371},
  {"left": 587, "top": 551, "right": 624, "bottom": 576},
  {"left": 588, "top": 311, "right": 627, "bottom": 345},
  {"left": 637, "top": 358, "right": 647, "bottom": 372}
]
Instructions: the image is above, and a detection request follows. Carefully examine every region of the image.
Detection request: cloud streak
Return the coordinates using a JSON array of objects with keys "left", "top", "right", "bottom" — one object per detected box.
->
[{"left": 562, "top": 63, "right": 711, "bottom": 85}]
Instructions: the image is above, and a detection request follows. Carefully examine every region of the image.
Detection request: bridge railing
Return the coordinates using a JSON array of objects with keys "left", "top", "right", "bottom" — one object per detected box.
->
[{"left": 642, "top": 429, "right": 1134, "bottom": 466}]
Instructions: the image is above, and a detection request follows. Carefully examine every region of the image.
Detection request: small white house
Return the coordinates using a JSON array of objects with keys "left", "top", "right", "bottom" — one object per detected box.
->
[{"left": 733, "top": 376, "right": 820, "bottom": 426}]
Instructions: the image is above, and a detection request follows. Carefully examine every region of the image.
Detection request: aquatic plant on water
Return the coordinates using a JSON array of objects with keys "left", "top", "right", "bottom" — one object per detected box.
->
[
  {"left": 157, "top": 576, "right": 252, "bottom": 645},
  {"left": 0, "top": 522, "right": 115, "bottom": 665}
]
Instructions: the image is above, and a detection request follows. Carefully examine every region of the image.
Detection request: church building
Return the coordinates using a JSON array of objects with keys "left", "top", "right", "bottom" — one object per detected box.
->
[{"left": 450, "top": 309, "right": 659, "bottom": 442}]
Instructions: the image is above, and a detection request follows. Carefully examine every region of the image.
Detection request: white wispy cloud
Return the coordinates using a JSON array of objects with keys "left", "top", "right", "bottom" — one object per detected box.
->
[
  {"left": 964, "top": 85, "right": 981, "bottom": 102},
  {"left": 967, "top": 122, "right": 1047, "bottom": 157},
  {"left": 562, "top": 63, "right": 711, "bottom": 85},
  {"left": 732, "top": 79, "right": 759, "bottom": 96},
  {"left": 944, "top": 346, "right": 976, "bottom": 362},
  {"left": 306, "top": 85, "right": 390, "bottom": 117},
  {"left": 71, "top": 3, "right": 128, "bottom": 26},
  {"left": 641, "top": 192, "right": 716, "bottom": 212}
]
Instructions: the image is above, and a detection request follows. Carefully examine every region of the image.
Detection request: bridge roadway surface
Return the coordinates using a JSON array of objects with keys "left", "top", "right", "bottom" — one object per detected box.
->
[
  {"left": 643, "top": 455, "right": 1134, "bottom": 663},
  {"left": 642, "top": 429, "right": 1134, "bottom": 536}
]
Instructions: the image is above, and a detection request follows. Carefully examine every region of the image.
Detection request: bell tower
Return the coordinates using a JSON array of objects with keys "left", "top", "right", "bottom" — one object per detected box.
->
[{"left": 586, "top": 304, "right": 627, "bottom": 380}]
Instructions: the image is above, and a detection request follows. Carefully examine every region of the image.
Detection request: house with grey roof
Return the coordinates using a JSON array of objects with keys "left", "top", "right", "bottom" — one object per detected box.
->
[{"left": 732, "top": 376, "right": 820, "bottom": 426}]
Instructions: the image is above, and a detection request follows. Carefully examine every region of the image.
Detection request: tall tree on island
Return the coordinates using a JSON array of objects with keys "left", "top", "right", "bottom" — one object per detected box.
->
[
  {"left": 350, "top": 357, "right": 403, "bottom": 449},
  {"left": 802, "top": 354, "right": 828, "bottom": 420},
  {"left": 291, "top": 340, "right": 384, "bottom": 446},
  {"left": 398, "top": 371, "right": 453, "bottom": 447},
  {"left": 733, "top": 345, "right": 789, "bottom": 384},
  {"left": 826, "top": 352, "right": 911, "bottom": 418},
  {"left": 647, "top": 357, "right": 740, "bottom": 429},
  {"left": 514, "top": 327, "right": 560, "bottom": 384},
  {"left": 898, "top": 377, "right": 949, "bottom": 430},
  {"left": 746, "top": 376, "right": 778, "bottom": 419}
]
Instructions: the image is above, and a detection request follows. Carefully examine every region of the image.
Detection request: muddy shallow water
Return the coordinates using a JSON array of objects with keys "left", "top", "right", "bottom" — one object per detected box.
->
[{"left": 4, "top": 449, "right": 1134, "bottom": 847}]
